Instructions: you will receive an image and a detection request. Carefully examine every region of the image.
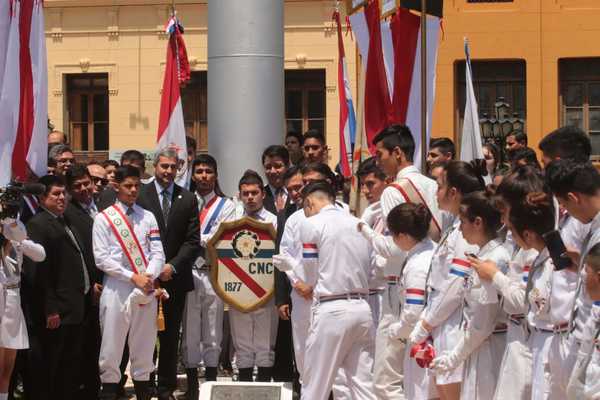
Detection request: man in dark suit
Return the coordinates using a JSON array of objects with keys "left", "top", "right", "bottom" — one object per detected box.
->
[
  {"left": 64, "top": 165, "right": 103, "bottom": 399},
  {"left": 22, "top": 175, "right": 89, "bottom": 400},
  {"left": 262, "top": 145, "right": 290, "bottom": 215},
  {"left": 136, "top": 148, "right": 200, "bottom": 400},
  {"left": 272, "top": 166, "right": 304, "bottom": 385}
]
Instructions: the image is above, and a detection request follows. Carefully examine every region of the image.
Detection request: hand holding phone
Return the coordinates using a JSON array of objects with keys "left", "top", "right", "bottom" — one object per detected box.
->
[{"left": 542, "top": 230, "right": 572, "bottom": 271}]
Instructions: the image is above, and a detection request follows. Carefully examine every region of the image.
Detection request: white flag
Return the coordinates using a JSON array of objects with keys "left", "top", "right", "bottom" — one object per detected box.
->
[{"left": 460, "top": 39, "right": 484, "bottom": 163}]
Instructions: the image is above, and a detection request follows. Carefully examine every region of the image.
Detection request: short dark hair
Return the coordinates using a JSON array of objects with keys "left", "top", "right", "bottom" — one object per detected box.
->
[
  {"left": 497, "top": 166, "right": 546, "bottom": 209},
  {"left": 372, "top": 124, "right": 415, "bottom": 162},
  {"left": 545, "top": 160, "right": 600, "bottom": 198},
  {"left": 262, "top": 145, "right": 290, "bottom": 166},
  {"left": 238, "top": 170, "right": 264, "bottom": 191},
  {"left": 585, "top": 242, "right": 600, "bottom": 273},
  {"left": 192, "top": 154, "right": 218, "bottom": 173},
  {"left": 357, "top": 157, "right": 386, "bottom": 182},
  {"left": 47, "top": 158, "right": 57, "bottom": 168},
  {"left": 114, "top": 165, "right": 141, "bottom": 183},
  {"left": 509, "top": 192, "right": 555, "bottom": 238},
  {"left": 386, "top": 203, "right": 431, "bottom": 241},
  {"left": 186, "top": 136, "right": 197, "bottom": 151},
  {"left": 460, "top": 190, "right": 503, "bottom": 239},
  {"left": 301, "top": 180, "right": 335, "bottom": 200},
  {"left": 65, "top": 164, "right": 91, "bottom": 189},
  {"left": 300, "top": 162, "right": 336, "bottom": 184},
  {"left": 429, "top": 137, "right": 456, "bottom": 159},
  {"left": 38, "top": 174, "right": 66, "bottom": 195},
  {"left": 507, "top": 131, "right": 528, "bottom": 145},
  {"left": 303, "top": 129, "right": 325, "bottom": 145},
  {"left": 444, "top": 160, "right": 486, "bottom": 195},
  {"left": 102, "top": 159, "right": 119, "bottom": 169},
  {"left": 286, "top": 131, "right": 304, "bottom": 145},
  {"left": 538, "top": 126, "right": 591, "bottom": 163},
  {"left": 120, "top": 150, "right": 146, "bottom": 166},
  {"left": 283, "top": 165, "right": 302, "bottom": 183},
  {"left": 510, "top": 147, "right": 541, "bottom": 171}
]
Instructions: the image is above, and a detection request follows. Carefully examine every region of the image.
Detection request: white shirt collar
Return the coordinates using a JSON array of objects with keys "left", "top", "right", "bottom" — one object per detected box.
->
[
  {"left": 396, "top": 165, "right": 420, "bottom": 180},
  {"left": 154, "top": 179, "right": 174, "bottom": 197},
  {"left": 202, "top": 191, "right": 217, "bottom": 203},
  {"left": 116, "top": 200, "right": 138, "bottom": 215}
]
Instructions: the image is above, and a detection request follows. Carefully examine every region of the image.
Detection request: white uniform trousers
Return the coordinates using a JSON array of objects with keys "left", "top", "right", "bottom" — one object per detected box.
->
[
  {"left": 98, "top": 281, "right": 158, "bottom": 383},
  {"left": 181, "top": 269, "right": 224, "bottom": 368},
  {"left": 291, "top": 292, "right": 310, "bottom": 378},
  {"left": 229, "top": 299, "right": 277, "bottom": 368},
  {"left": 494, "top": 320, "right": 532, "bottom": 400},
  {"left": 301, "top": 299, "right": 376, "bottom": 400},
  {"left": 367, "top": 290, "right": 383, "bottom": 330},
  {"left": 528, "top": 329, "right": 553, "bottom": 400},
  {"left": 547, "top": 333, "right": 578, "bottom": 399},
  {"left": 584, "top": 348, "right": 600, "bottom": 399},
  {"left": 461, "top": 335, "right": 502, "bottom": 400},
  {"left": 373, "top": 283, "right": 405, "bottom": 399},
  {"left": 0, "top": 287, "right": 28, "bottom": 350}
]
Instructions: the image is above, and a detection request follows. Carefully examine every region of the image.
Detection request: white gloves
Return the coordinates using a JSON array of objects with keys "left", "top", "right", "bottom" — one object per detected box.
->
[
  {"left": 431, "top": 350, "right": 462, "bottom": 374},
  {"left": 1, "top": 219, "right": 26, "bottom": 242},
  {"left": 409, "top": 320, "right": 430, "bottom": 345},
  {"left": 272, "top": 254, "right": 292, "bottom": 272}
]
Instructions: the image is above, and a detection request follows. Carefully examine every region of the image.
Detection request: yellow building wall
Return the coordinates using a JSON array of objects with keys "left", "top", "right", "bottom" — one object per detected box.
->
[
  {"left": 435, "top": 0, "right": 600, "bottom": 150},
  {"left": 44, "top": 0, "right": 357, "bottom": 167},
  {"left": 44, "top": 0, "right": 600, "bottom": 164}
]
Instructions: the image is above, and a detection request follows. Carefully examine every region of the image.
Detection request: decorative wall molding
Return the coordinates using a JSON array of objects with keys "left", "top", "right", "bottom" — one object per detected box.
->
[{"left": 52, "top": 61, "right": 118, "bottom": 96}]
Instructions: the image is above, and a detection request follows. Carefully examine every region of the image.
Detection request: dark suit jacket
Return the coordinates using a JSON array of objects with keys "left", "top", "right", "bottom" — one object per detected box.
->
[
  {"left": 274, "top": 202, "right": 298, "bottom": 307},
  {"left": 264, "top": 185, "right": 292, "bottom": 216},
  {"left": 137, "top": 182, "right": 200, "bottom": 294},
  {"left": 23, "top": 210, "right": 87, "bottom": 326},
  {"left": 64, "top": 202, "right": 103, "bottom": 285},
  {"left": 96, "top": 187, "right": 117, "bottom": 212}
]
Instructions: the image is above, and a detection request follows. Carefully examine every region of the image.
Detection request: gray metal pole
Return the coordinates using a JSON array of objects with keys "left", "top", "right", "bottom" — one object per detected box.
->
[{"left": 207, "top": 0, "right": 284, "bottom": 197}]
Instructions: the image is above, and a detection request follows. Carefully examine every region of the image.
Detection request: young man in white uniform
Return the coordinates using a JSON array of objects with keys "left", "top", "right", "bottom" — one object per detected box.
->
[
  {"left": 181, "top": 155, "right": 235, "bottom": 398},
  {"left": 227, "top": 170, "right": 277, "bottom": 382},
  {"left": 93, "top": 166, "right": 166, "bottom": 400},
  {"left": 359, "top": 124, "right": 440, "bottom": 399},
  {"left": 298, "top": 181, "right": 376, "bottom": 400}
]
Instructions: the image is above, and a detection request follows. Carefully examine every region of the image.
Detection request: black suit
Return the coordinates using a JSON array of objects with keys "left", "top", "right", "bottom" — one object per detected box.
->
[
  {"left": 272, "top": 202, "right": 298, "bottom": 383},
  {"left": 64, "top": 202, "right": 102, "bottom": 399},
  {"left": 137, "top": 182, "right": 200, "bottom": 395},
  {"left": 96, "top": 187, "right": 117, "bottom": 211},
  {"left": 22, "top": 209, "right": 88, "bottom": 400},
  {"left": 264, "top": 185, "right": 291, "bottom": 216}
]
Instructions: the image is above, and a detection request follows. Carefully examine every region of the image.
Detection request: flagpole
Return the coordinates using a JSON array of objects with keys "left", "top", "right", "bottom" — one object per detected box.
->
[{"left": 420, "top": 0, "right": 428, "bottom": 172}]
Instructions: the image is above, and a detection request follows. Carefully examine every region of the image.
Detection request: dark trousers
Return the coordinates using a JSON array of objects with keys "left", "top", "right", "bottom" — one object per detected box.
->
[
  {"left": 272, "top": 318, "right": 295, "bottom": 381},
  {"left": 79, "top": 304, "right": 101, "bottom": 399},
  {"left": 157, "top": 292, "right": 186, "bottom": 393},
  {"left": 25, "top": 323, "right": 83, "bottom": 400}
]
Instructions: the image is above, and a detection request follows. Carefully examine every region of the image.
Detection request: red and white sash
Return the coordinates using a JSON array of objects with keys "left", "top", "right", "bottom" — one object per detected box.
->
[
  {"left": 101, "top": 205, "right": 149, "bottom": 274},
  {"left": 389, "top": 177, "right": 441, "bottom": 242},
  {"left": 199, "top": 195, "right": 227, "bottom": 235}
]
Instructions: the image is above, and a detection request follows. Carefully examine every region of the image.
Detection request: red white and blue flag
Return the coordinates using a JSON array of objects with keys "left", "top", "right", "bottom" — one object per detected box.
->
[
  {"left": 0, "top": 0, "right": 48, "bottom": 186},
  {"left": 156, "top": 14, "right": 191, "bottom": 187},
  {"left": 333, "top": 10, "right": 357, "bottom": 178}
]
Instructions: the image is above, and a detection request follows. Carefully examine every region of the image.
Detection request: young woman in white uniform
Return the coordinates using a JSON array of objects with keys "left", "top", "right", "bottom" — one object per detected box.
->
[{"left": 0, "top": 220, "right": 45, "bottom": 400}]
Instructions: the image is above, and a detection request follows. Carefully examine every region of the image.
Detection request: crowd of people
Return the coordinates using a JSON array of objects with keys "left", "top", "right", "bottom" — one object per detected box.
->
[{"left": 0, "top": 124, "right": 599, "bottom": 400}]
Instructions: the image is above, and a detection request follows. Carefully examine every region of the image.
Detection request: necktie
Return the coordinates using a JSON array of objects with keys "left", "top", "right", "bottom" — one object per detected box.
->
[
  {"left": 126, "top": 206, "right": 135, "bottom": 224},
  {"left": 87, "top": 203, "right": 98, "bottom": 219},
  {"left": 59, "top": 217, "right": 90, "bottom": 294},
  {"left": 161, "top": 189, "right": 170, "bottom": 225}
]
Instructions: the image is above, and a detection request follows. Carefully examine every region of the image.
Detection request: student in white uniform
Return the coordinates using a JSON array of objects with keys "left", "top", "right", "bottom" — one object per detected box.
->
[
  {"left": 570, "top": 243, "right": 600, "bottom": 400},
  {"left": 361, "top": 124, "right": 440, "bottom": 399},
  {"left": 227, "top": 170, "right": 278, "bottom": 382},
  {"left": 470, "top": 166, "right": 546, "bottom": 400},
  {"left": 409, "top": 160, "right": 484, "bottom": 400},
  {"left": 0, "top": 220, "right": 45, "bottom": 400},
  {"left": 181, "top": 155, "right": 235, "bottom": 397},
  {"left": 298, "top": 181, "right": 376, "bottom": 400},
  {"left": 385, "top": 203, "right": 436, "bottom": 400},
  {"left": 432, "top": 190, "right": 510, "bottom": 399},
  {"left": 93, "top": 166, "right": 166, "bottom": 400},
  {"left": 356, "top": 157, "right": 388, "bottom": 327}
]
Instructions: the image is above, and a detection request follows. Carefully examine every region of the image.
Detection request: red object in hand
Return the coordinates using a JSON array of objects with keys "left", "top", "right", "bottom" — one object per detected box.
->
[{"left": 410, "top": 340, "right": 436, "bottom": 368}]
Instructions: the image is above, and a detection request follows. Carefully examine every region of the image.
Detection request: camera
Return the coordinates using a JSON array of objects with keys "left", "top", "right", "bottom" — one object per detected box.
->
[{"left": 0, "top": 182, "right": 46, "bottom": 220}]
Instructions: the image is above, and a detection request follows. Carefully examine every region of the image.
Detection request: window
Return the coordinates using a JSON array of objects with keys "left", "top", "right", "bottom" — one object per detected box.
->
[
  {"left": 560, "top": 58, "right": 600, "bottom": 158},
  {"left": 285, "top": 69, "right": 326, "bottom": 137},
  {"left": 181, "top": 71, "right": 208, "bottom": 152},
  {"left": 456, "top": 60, "right": 526, "bottom": 131},
  {"left": 66, "top": 73, "right": 109, "bottom": 151}
]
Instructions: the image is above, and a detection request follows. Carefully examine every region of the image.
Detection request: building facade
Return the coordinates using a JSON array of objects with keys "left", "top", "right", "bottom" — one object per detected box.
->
[{"left": 44, "top": 0, "right": 600, "bottom": 164}]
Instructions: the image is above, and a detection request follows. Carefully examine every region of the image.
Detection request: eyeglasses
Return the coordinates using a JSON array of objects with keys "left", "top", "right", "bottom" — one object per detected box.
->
[{"left": 91, "top": 176, "right": 108, "bottom": 186}]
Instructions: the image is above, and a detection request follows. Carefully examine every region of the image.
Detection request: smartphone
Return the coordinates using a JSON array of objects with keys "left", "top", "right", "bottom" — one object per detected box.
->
[
  {"left": 542, "top": 230, "right": 572, "bottom": 271},
  {"left": 466, "top": 253, "right": 479, "bottom": 259}
]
